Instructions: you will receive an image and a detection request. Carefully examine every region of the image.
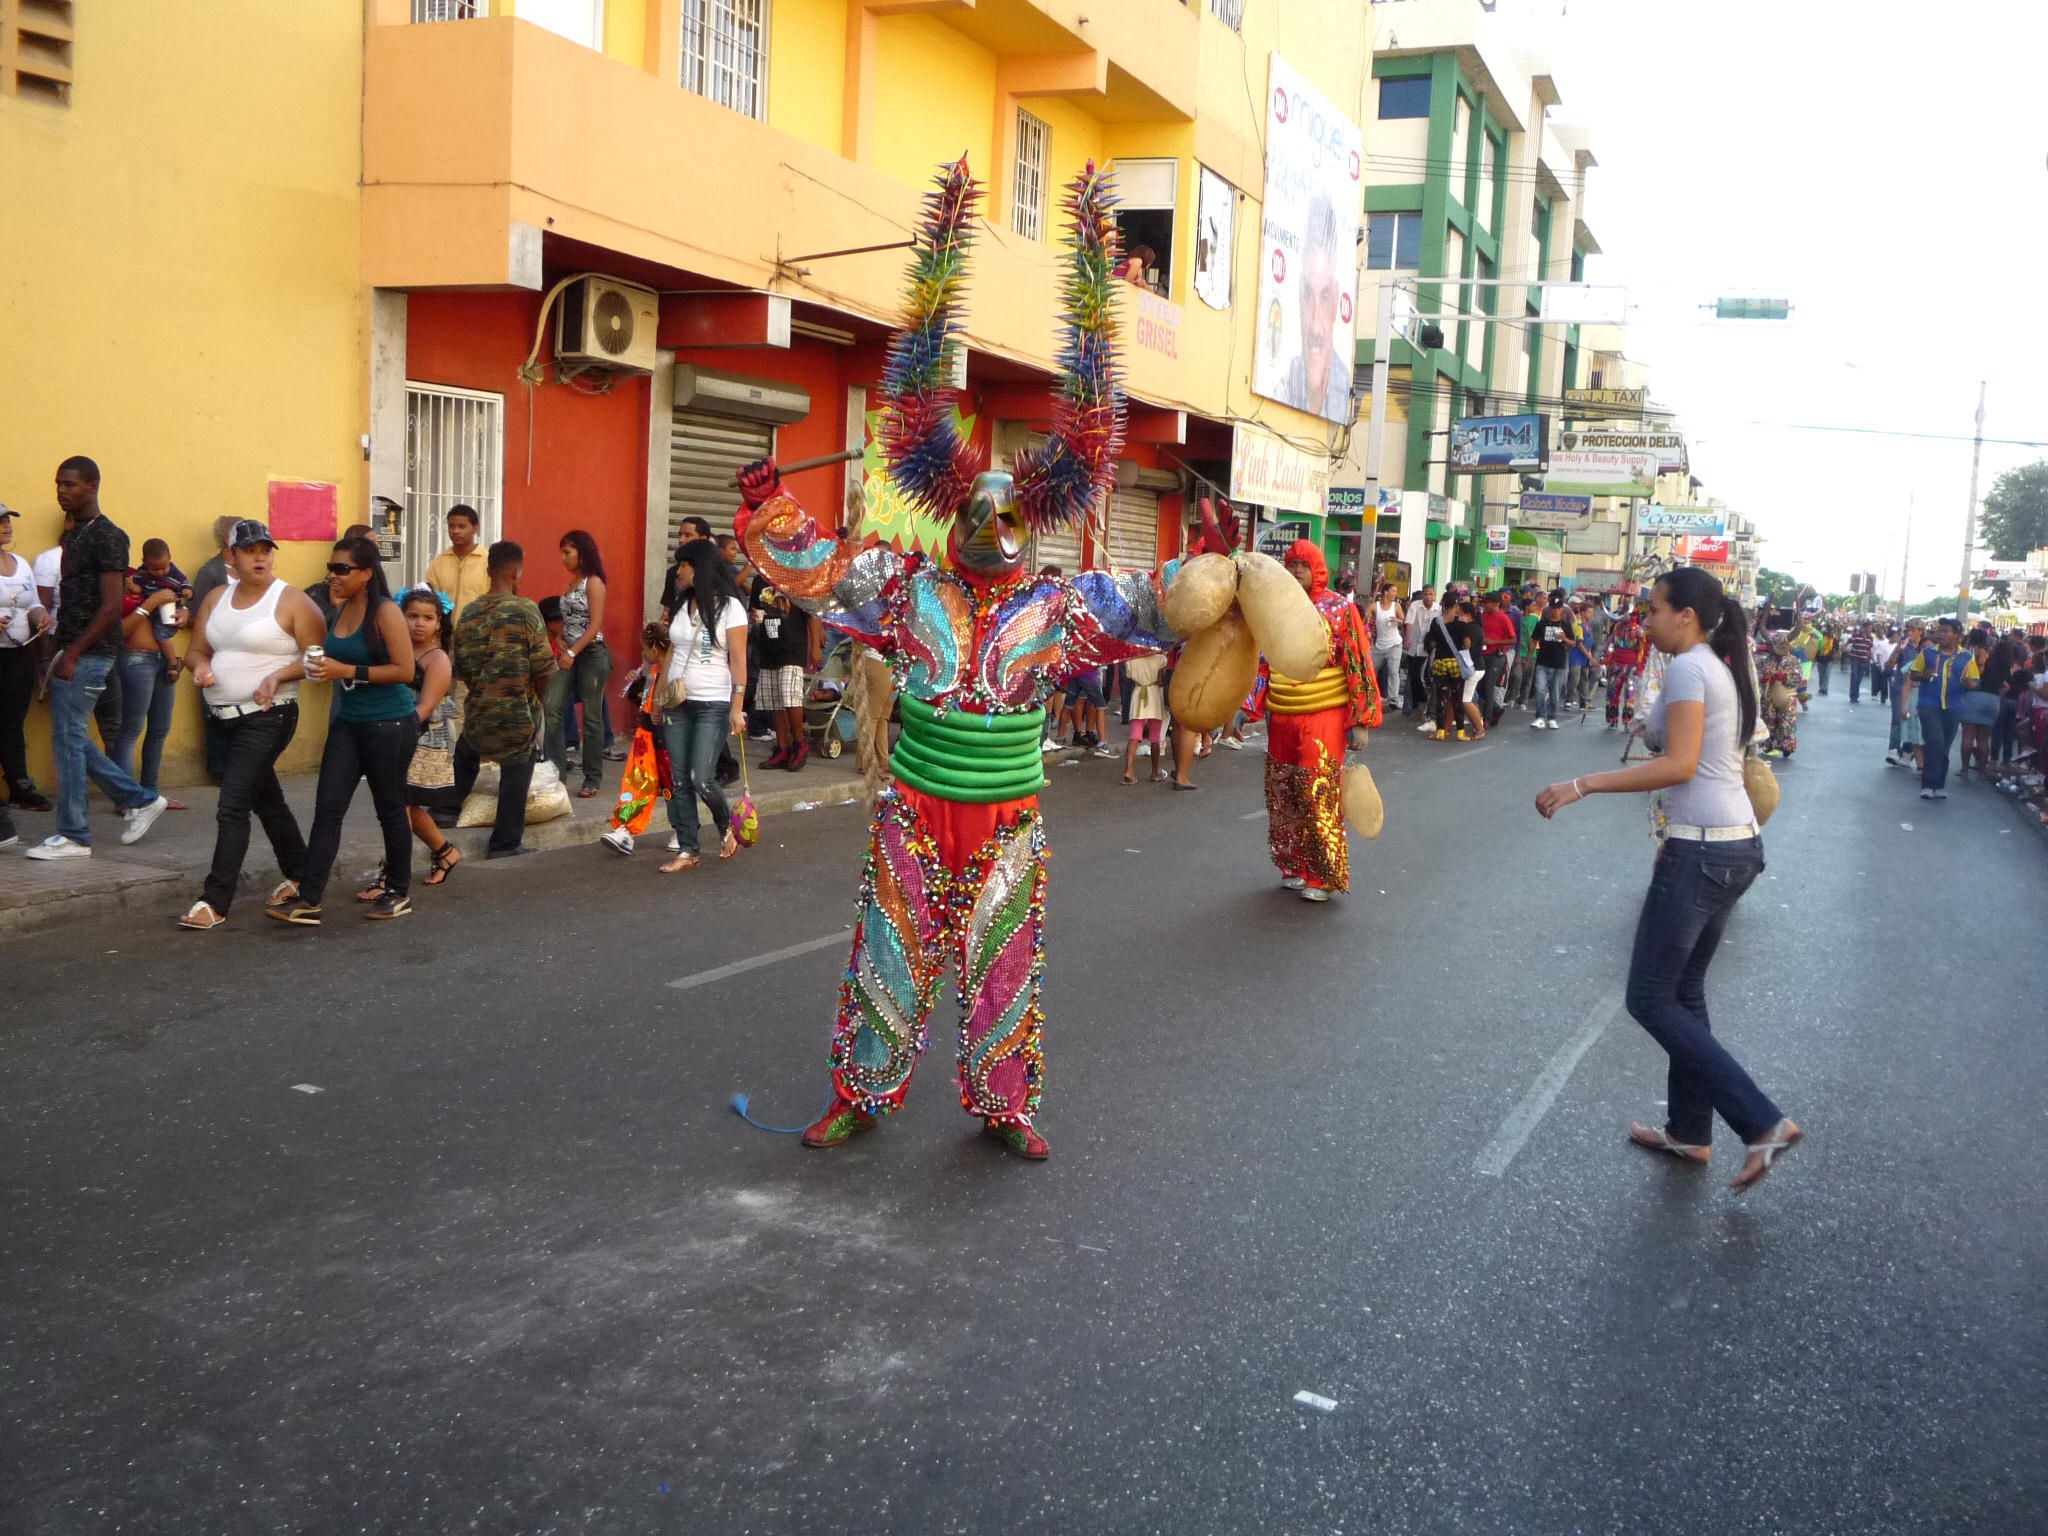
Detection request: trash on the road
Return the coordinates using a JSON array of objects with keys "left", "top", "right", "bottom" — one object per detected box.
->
[
  {"left": 1125, "top": 848, "right": 1142, "bottom": 854},
  {"left": 290, "top": 1083, "right": 323, "bottom": 1095},
  {"left": 792, "top": 800, "right": 822, "bottom": 812},
  {"left": 1060, "top": 758, "right": 1079, "bottom": 767},
  {"left": 1900, "top": 823, "right": 1913, "bottom": 831},
  {"left": 1293, "top": 1390, "right": 1339, "bottom": 1412}
]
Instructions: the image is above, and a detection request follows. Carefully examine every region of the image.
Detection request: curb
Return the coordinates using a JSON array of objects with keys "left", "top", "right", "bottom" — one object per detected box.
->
[{"left": 0, "top": 774, "right": 868, "bottom": 940}]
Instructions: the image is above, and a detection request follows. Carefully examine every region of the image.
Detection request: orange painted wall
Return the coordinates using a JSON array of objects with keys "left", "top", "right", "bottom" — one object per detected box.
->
[{"left": 406, "top": 292, "right": 651, "bottom": 669}]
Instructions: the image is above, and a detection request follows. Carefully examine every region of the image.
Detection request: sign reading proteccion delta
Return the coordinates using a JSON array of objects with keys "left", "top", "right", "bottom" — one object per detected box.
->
[
  {"left": 1252, "top": 52, "right": 1362, "bottom": 427},
  {"left": 1450, "top": 413, "right": 1548, "bottom": 472}
]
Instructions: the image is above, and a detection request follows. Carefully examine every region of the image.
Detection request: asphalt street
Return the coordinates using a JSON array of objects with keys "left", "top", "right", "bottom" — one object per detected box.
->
[{"left": 4, "top": 684, "right": 2044, "bottom": 1534}]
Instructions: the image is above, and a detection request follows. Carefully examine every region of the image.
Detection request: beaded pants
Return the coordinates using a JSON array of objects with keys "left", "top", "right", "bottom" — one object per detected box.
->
[
  {"left": 830, "top": 781, "right": 1047, "bottom": 1127},
  {"left": 1264, "top": 708, "right": 1348, "bottom": 893}
]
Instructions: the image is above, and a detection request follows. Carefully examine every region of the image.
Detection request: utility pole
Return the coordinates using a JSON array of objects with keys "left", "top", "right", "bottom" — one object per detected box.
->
[
  {"left": 1899, "top": 492, "right": 1913, "bottom": 611},
  {"left": 1958, "top": 380, "right": 1986, "bottom": 628}
]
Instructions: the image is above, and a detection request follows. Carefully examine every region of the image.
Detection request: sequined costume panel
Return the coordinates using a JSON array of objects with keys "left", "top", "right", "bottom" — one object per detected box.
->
[
  {"left": 897, "top": 571, "right": 976, "bottom": 701},
  {"left": 828, "top": 784, "right": 1046, "bottom": 1125},
  {"left": 976, "top": 578, "right": 1068, "bottom": 707},
  {"left": 737, "top": 494, "right": 899, "bottom": 647},
  {"left": 1264, "top": 710, "right": 1349, "bottom": 892},
  {"left": 1061, "top": 570, "right": 1177, "bottom": 674}
]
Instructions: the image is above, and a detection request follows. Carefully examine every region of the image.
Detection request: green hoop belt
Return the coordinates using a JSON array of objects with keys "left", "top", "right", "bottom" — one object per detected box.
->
[{"left": 891, "top": 696, "right": 1047, "bottom": 803}]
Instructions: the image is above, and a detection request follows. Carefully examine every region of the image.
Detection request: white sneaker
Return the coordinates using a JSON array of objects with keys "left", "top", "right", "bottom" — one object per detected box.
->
[
  {"left": 601, "top": 826, "right": 634, "bottom": 856},
  {"left": 1919, "top": 788, "right": 1935, "bottom": 798},
  {"left": 1530, "top": 719, "right": 1543, "bottom": 730},
  {"left": 1091, "top": 744, "right": 1116, "bottom": 758},
  {"left": 1299, "top": 887, "right": 1331, "bottom": 903},
  {"left": 1222, "top": 738, "right": 1244, "bottom": 750},
  {"left": 1041, "top": 739, "right": 1060, "bottom": 753},
  {"left": 1418, "top": 721, "right": 1435, "bottom": 733},
  {"left": 1930, "top": 788, "right": 1948, "bottom": 799},
  {"left": 1547, "top": 719, "right": 1562, "bottom": 729},
  {"left": 26, "top": 835, "right": 91, "bottom": 860},
  {"left": 121, "top": 795, "right": 170, "bottom": 845}
]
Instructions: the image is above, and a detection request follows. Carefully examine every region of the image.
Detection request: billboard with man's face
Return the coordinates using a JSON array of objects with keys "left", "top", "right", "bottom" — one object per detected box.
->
[{"left": 1252, "top": 53, "right": 1361, "bottom": 426}]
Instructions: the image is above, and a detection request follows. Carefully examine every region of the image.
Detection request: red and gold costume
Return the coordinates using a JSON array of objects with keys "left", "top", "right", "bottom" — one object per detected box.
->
[{"left": 1243, "top": 542, "right": 1381, "bottom": 895}]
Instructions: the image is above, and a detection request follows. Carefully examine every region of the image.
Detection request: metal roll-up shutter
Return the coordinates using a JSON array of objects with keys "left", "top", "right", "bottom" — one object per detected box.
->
[
  {"left": 1030, "top": 522, "right": 1083, "bottom": 576},
  {"left": 668, "top": 409, "right": 774, "bottom": 548},
  {"left": 1107, "top": 486, "right": 1161, "bottom": 572}
]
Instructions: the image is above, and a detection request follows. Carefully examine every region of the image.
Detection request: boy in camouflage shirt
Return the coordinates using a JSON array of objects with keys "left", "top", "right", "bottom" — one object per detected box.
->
[{"left": 451, "top": 541, "right": 555, "bottom": 857}]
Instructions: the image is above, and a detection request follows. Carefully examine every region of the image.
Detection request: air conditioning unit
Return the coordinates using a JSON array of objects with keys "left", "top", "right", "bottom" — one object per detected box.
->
[
  {"left": 555, "top": 277, "right": 659, "bottom": 374},
  {"left": 673, "top": 365, "right": 812, "bottom": 426}
]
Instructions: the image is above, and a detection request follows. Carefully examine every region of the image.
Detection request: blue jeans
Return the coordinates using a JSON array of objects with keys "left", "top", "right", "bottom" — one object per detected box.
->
[
  {"left": 1888, "top": 680, "right": 1912, "bottom": 751},
  {"left": 1533, "top": 664, "right": 1567, "bottom": 721},
  {"left": 112, "top": 649, "right": 176, "bottom": 796},
  {"left": 1918, "top": 704, "right": 1959, "bottom": 790},
  {"left": 664, "top": 701, "right": 731, "bottom": 857},
  {"left": 1626, "top": 835, "right": 1781, "bottom": 1144},
  {"left": 49, "top": 651, "right": 153, "bottom": 844},
  {"left": 1847, "top": 658, "right": 1869, "bottom": 702}
]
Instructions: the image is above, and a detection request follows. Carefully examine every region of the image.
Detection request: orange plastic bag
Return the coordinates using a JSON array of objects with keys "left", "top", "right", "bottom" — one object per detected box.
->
[{"left": 610, "top": 725, "right": 667, "bottom": 836}]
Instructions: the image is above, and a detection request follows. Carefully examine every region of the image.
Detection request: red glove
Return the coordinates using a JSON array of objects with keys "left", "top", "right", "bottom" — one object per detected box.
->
[
  {"left": 1191, "top": 495, "right": 1242, "bottom": 557},
  {"left": 737, "top": 457, "right": 781, "bottom": 510}
]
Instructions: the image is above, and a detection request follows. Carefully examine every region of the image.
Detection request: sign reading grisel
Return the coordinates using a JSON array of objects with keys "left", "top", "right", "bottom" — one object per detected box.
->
[
  {"left": 1231, "top": 423, "right": 1330, "bottom": 515},
  {"left": 1131, "top": 290, "right": 1182, "bottom": 360}
]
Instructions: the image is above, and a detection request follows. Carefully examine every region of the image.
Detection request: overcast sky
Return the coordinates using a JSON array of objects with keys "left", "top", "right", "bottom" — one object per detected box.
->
[{"left": 1518, "top": 0, "right": 2048, "bottom": 598}]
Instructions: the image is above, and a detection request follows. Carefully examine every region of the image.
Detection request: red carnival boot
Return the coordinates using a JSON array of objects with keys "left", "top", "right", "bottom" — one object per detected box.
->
[
  {"left": 984, "top": 1119, "right": 1050, "bottom": 1160},
  {"left": 801, "top": 1095, "right": 876, "bottom": 1148}
]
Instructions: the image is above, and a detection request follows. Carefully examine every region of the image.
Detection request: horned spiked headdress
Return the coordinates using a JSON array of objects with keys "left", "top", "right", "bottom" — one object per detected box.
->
[{"left": 879, "top": 156, "right": 1127, "bottom": 573}]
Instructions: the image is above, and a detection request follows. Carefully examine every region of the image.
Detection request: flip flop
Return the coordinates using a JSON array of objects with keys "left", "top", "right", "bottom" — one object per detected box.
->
[
  {"left": 1628, "top": 1122, "right": 1709, "bottom": 1165},
  {"left": 1121, "top": 773, "right": 1135, "bottom": 785},
  {"left": 1730, "top": 1119, "right": 1803, "bottom": 1191}
]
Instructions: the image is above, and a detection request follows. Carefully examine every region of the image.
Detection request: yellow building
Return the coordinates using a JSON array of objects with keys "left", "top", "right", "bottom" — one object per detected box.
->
[
  {"left": 2, "top": 0, "right": 1374, "bottom": 787},
  {"left": 0, "top": 0, "right": 367, "bottom": 784}
]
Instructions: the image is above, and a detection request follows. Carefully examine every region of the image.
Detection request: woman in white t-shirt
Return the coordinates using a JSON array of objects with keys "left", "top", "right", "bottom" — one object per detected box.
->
[
  {"left": 655, "top": 541, "right": 749, "bottom": 872},
  {"left": 1366, "top": 586, "right": 1404, "bottom": 703},
  {"left": 1534, "top": 566, "right": 1801, "bottom": 1193},
  {"left": 0, "top": 506, "right": 54, "bottom": 816}
]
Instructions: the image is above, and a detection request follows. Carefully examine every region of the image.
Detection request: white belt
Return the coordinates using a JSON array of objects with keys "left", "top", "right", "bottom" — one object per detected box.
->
[
  {"left": 1663, "top": 822, "right": 1759, "bottom": 842},
  {"left": 210, "top": 700, "right": 291, "bottom": 720}
]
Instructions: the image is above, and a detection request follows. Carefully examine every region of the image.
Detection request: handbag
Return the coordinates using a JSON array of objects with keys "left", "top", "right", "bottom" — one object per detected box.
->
[
  {"left": 730, "top": 731, "right": 759, "bottom": 847},
  {"left": 1433, "top": 616, "right": 1476, "bottom": 680}
]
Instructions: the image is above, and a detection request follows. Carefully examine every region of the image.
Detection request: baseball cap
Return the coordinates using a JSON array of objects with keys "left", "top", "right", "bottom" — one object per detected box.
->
[
  {"left": 0, "top": 504, "right": 14, "bottom": 520},
  {"left": 228, "top": 518, "right": 276, "bottom": 549}
]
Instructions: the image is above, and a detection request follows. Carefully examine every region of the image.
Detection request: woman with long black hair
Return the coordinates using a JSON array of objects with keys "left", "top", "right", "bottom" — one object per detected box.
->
[
  {"left": 1535, "top": 567, "right": 1801, "bottom": 1192},
  {"left": 268, "top": 535, "right": 417, "bottom": 924},
  {"left": 653, "top": 539, "right": 747, "bottom": 873},
  {"left": 545, "top": 528, "right": 611, "bottom": 798}
]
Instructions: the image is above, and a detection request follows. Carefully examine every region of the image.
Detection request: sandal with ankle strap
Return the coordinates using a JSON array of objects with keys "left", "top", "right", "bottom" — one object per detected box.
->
[
  {"left": 355, "top": 869, "right": 391, "bottom": 904},
  {"left": 424, "top": 841, "right": 461, "bottom": 886}
]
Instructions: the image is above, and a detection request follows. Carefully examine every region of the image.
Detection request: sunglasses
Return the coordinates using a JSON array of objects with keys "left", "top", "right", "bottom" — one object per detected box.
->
[{"left": 326, "top": 562, "right": 368, "bottom": 578}]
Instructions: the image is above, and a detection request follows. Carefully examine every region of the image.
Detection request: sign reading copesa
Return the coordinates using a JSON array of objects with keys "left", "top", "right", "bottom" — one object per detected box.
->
[{"left": 1231, "top": 423, "right": 1331, "bottom": 515}]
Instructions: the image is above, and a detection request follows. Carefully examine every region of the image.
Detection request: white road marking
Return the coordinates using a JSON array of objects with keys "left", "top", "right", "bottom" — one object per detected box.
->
[
  {"left": 668, "top": 930, "right": 850, "bottom": 992},
  {"left": 1434, "top": 743, "right": 1498, "bottom": 763},
  {"left": 1473, "top": 988, "right": 1624, "bottom": 1177},
  {"left": 1240, "top": 810, "right": 1265, "bottom": 821}
]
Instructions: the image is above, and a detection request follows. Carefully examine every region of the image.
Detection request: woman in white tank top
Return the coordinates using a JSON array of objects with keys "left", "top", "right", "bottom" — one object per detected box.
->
[{"left": 175, "top": 523, "right": 327, "bottom": 930}]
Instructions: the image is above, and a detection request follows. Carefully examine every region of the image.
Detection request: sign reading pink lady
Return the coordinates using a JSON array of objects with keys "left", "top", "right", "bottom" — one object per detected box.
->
[{"left": 1232, "top": 423, "right": 1330, "bottom": 515}]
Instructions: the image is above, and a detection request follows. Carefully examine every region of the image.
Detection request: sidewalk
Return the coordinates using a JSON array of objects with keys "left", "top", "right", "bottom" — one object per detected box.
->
[{"left": 0, "top": 737, "right": 870, "bottom": 937}]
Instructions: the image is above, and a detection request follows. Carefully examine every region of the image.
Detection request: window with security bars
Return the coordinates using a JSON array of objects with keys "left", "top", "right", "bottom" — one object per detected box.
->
[
  {"left": 2, "top": 0, "right": 74, "bottom": 106},
  {"left": 1012, "top": 109, "right": 1050, "bottom": 242},
  {"left": 412, "top": 0, "right": 484, "bottom": 20},
  {"left": 403, "top": 384, "right": 505, "bottom": 592},
  {"left": 681, "top": 0, "right": 769, "bottom": 121}
]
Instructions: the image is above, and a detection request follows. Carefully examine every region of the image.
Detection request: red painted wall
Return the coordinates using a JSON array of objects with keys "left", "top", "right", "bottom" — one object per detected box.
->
[{"left": 406, "top": 291, "right": 650, "bottom": 672}]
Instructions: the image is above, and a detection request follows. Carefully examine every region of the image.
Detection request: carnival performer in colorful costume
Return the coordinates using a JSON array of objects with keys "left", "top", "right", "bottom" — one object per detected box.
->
[
  {"left": 734, "top": 159, "right": 1209, "bottom": 1161},
  {"left": 1756, "top": 632, "right": 1802, "bottom": 757},
  {"left": 1241, "top": 541, "right": 1382, "bottom": 902},
  {"left": 1603, "top": 604, "right": 1649, "bottom": 727}
]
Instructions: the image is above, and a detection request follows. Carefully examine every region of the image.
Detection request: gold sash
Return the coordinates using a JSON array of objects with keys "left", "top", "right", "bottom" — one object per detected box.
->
[{"left": 1267, "top": 665, "right": 1351, "bottom": 715}]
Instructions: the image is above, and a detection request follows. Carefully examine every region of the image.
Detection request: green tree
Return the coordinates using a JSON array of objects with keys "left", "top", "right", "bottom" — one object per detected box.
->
[
  {"left": 1979, "top": 461, "right": 2048, "bottom": 559},
  {"left": 1756, "top": 568, "right": 1797, "bottom": 605}
]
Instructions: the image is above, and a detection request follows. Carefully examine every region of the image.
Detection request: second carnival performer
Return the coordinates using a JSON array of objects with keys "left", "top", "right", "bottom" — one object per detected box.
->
[
  {"left": 734, "top": 158, "right": 1231, "bottom": 1160},
  {"left": 1243, "top": 541, "right": 1382, "bottom": 902}
]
